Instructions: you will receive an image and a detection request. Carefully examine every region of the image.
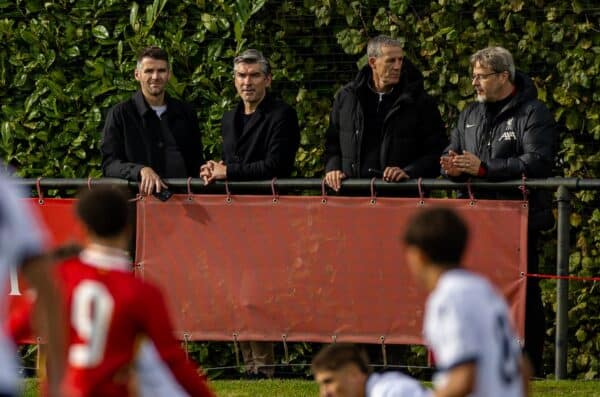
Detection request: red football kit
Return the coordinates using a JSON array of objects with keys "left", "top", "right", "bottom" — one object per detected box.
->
[{"left": 42, "top": 246, "right": 213, "bottom": 397}]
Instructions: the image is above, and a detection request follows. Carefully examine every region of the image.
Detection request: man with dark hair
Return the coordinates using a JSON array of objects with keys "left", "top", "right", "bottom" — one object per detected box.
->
[
  {"left": 324, "top": 35, "right": 446, "bottom": 191},
  {"left": 312, "top": 344, "right": 429, "bottom": 397},
  {"left": 200, "top": 48, "right": 300, "bottom": 183},
  {"left": 403, "top": 208, "right": 529, "bottom": 397},
  {"left": 20, "top": 186, "right": 214, "bottom": 396},
  {"left": 200, "top": 48, "right": 300, "bottom": 378},
  {"left": 102, "top": 46, "right": 203, "bottom": 195},
  {"left": 440, "top": 46, "right": 556, "bottom": 376}
]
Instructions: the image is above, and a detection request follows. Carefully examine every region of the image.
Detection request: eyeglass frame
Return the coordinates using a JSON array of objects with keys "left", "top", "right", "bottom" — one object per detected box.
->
[{"left": 471, "top": 71, "right": 504, "bottom": 81}]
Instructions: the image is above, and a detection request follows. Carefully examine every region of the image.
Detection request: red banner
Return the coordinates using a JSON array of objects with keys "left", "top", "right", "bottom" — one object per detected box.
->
[
  {"left": 135, "top": 195, "right": 528, "bottom": 345},
  {"left": 7, "top": 199, "right": 84, "bottom": 343}
]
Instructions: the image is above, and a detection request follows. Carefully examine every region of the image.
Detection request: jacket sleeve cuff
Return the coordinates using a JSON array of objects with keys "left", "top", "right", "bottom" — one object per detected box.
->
[
  {"left": 225, "top": 163, "right": 241, "bottom": 180},
  {"left": 325, "top": 157, "right": 342, "bottom": 172},
  {"left": 132, "top": 164, "right": 145, "bottom": 181}
]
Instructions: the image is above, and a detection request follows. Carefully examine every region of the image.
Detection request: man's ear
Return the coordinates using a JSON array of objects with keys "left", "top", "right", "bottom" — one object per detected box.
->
[
  {"left": 367, "top": 56, "right": 377, "bottom": 70},
  {"left": 134, "top": 68, "right": 140, "bottom": 82},
  {"left": 265, "top": 74, "right": 272, "bottom": 88}
]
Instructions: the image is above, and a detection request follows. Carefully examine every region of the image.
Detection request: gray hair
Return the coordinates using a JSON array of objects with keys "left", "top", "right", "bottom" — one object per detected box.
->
[
  {"left": 233, "top": 49, "right": 271, "bottom": 76},
  {"left": 367, "top": 35, "right": 403, "bottom": 58},
  {"left": 470, "top": 47, "right": 515, "bottom": 82}
]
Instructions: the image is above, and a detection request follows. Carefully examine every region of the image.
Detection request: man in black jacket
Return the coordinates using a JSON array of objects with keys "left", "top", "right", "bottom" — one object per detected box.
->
[
  {"left": 101, "top": 46, "right": 202, "bottom": 196},
  {"left": 441, "top": 46, "right": 557, "bottom": 376},
  {"left": 200, "top": 49, "right": 299, "bottom": 378},
  {"left": 324, "top": 35, "right": 446, "bottom": 191},
  {"left": 200, "top": 49, "right": 300, "bottom": 184}
]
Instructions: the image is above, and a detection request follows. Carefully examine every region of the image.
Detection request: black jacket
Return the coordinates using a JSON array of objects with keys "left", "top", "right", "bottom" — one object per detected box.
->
[
  {"left": 444, "top": 71, "right": 557, "bottom": 229},
  {"left": 324, "top": 60, "right": 447, "bottom": 178},
  {"left": 221, "top": 94, "right": 300, "bottom": 180},
  {"left": 101, "top": 91, "right": 203, "bottom": 180}
]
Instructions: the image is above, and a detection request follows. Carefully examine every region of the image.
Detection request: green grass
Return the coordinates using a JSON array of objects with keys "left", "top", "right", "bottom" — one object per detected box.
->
[
  {"left": 20, "top": 379, "right": 600, "bottom": 396},
  {"left": 211, "top": 379, "right": 318, "bottom": 396}
]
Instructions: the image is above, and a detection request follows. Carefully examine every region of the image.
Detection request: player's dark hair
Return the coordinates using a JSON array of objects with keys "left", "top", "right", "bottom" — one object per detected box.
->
[
  {"left": 76, "top": 186, "right": 130, "bottom": 238},
  {"left": 403, "top": 208, "right": 468, "bottom": 267},
  {"left": 311, "top": 344, "right": 371, "bottom": 375}
]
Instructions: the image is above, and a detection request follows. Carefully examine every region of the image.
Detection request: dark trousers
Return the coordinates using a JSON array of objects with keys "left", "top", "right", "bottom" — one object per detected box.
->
[{"left": 525, "top": 231, "right": 546, "bottom": 377}]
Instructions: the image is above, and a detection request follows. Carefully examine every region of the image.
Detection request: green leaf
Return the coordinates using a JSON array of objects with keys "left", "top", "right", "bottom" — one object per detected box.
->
[
  {"left": 570, "top": 213, "right": 582, "bottom": 227},
  {"left": 201, "top": 13, "right": 218, "bottom": 33},
  {"left": 566, "top": 110, "right": 581, "bottom": 131},
  {"left": 130, "top": 2, "right": 140, "bottom": 32},
  {"left": 65, "top": 46, "right": 80, "bottom": 57},
  {"left": 92, "top": 25, "right": 110, "bottom": 40},
  {"left": 73, "top": 148, "right": 86, "bottom": 159}
]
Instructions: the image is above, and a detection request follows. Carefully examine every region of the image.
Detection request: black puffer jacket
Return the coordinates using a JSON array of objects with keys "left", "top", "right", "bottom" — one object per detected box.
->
[
  {"left": 324, "top": 60, "right": 447, "bottom": 178},
  {"left": 445, "top": 71, "right": 558, "bottom": 230}
]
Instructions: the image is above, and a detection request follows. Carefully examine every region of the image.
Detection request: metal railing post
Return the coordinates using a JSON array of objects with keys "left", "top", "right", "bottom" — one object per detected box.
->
[{"left": 555, "top": 185, "right": 570, "bottom": 379}]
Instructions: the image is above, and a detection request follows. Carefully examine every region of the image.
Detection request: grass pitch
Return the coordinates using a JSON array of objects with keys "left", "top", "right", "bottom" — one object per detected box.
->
[{"left": 20, "top": 378, "right": 599, "bottom": 396}]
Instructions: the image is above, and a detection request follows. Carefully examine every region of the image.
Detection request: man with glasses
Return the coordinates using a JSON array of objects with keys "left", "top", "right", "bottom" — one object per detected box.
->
[
  {"left": 441, "top": 46, "right": 557, "bottom": 377},
  {"left": 200, "top": 49, "right": 300, "bottom": 184}
]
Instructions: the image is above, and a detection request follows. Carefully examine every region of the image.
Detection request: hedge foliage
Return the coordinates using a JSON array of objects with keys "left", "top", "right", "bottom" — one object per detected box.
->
[{"left": 0, "top": 0, "right": 598, "bottom": 378}]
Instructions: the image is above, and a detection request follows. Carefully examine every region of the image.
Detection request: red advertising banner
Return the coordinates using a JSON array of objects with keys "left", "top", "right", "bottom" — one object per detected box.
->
[
  {"left": 136, "top": 195, "right": 528, "bottom": 345},
  {"left": 7, "top": 199, "right": 84, "bottom": 343}
]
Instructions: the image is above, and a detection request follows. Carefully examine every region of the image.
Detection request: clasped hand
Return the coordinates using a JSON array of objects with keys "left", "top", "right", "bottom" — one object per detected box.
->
[
  {"left": 440, "top": 150, "right": 481, "bottom": 176},
  {"left": 200, "top": 160, "right": 227, "bottom": 185}
]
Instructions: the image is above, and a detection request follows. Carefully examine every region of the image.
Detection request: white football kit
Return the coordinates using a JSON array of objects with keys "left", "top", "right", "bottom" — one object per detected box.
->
[
  {"left": 366, "top": 371, "right": 432, "bottom": 397},
  {"left": 424, "top": 269, "right": 523, "bottom": 397},
  {"left": 0, "top": 171, "right": 46, "bottom": 395},
  {"left": 135, "top": 340, "right": 190, "bottom": 397}
]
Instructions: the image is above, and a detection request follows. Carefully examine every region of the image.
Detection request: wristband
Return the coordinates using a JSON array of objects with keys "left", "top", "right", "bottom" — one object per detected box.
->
[{"left": 478, "top": 162, "right": 488, "bottom": 177}]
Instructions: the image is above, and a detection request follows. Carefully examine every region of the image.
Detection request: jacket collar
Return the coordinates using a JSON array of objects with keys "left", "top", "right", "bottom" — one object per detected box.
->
[
  {"left": 350, "top": 58, "right": 424, "bottom": 103},
  {"left": 133, "top": 90, "right": 184, "bottom": 118},
  {"left": 485, "top": 70, "right": 538, "bottom": 116},
  {"left": 234, "top": 92, "right": 274, "bottom": 116},
  {"left": 234, "top": 93, "right": 275, "bottom": 139},
  {"left": 79, "top": 243, "right": 132, "bottom": 272}
]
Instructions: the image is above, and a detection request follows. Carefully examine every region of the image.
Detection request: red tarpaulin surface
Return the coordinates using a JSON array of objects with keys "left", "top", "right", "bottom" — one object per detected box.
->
[
  {"left": 136, "top": 195, "right": 528, "bottom": 344},
  {"left": 7, "top": 199, "right": 85, "bottom": 343}
]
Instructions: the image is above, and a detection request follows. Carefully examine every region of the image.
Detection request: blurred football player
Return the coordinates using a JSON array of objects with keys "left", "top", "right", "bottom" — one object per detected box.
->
[
  {"left": 403, "top": 208, "right": 530, "bottom": 397},
  {"left": 312, "top": 343, "right": 431, "bottom": 397}
]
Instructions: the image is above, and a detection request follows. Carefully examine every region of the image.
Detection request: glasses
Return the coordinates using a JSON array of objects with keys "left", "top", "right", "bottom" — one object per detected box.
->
[{"left": 471, "top": 72, "right": 500, "bottom": 81}]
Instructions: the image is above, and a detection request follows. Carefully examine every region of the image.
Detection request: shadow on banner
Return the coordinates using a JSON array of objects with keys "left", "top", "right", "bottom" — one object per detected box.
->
[{"left": 135, "top": 195, "right": 528, "bottom": 345}]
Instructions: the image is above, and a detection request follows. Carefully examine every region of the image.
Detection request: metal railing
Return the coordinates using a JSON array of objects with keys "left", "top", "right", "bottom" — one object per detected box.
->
[{"left": 15, "top": 176, "right": 600, "bottom": 379}]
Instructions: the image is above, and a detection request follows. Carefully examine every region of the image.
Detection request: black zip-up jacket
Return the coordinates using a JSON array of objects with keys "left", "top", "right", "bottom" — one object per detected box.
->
[
  {"left": 221, "top": 94, "right": 300, "bottom": 180},
  {"left": 444, "top": 71, "right": 557, "bottom": 230},
  {"left": 324, "top": 60, "right": 447, "bottom": 178},
  {"left": 101, "top": 90, "right": 203, "bottom": 180}
]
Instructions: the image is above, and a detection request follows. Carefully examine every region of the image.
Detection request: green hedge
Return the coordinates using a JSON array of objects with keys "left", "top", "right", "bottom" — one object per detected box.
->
[{"left": 1, "top": 0, "right": 598, "bottom": 379}]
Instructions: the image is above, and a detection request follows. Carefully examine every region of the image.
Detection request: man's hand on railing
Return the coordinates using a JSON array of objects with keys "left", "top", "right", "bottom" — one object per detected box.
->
[
  {"left": 383, "top": 167, "right": 409, "bottom": 182},
  {"left": 200, "top": 160, "right": 227, "bottom": 185},
  {"left": 325, "top": 170, "right": 347, "bottom": 192},
  {"left": 139, "top": 167, "right": 167, "bottom": 196}
]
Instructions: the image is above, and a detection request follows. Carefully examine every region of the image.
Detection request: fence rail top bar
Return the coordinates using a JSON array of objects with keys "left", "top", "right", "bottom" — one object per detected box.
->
[{"left": 11, "top": 177, "right": 600, "bottom": 192}]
